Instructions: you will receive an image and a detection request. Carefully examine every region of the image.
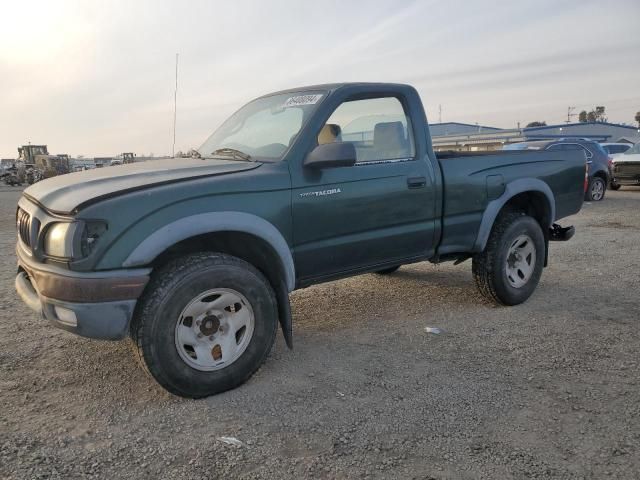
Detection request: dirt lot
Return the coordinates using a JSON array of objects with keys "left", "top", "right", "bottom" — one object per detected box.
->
[{"left": 0, "top": 185, "right": 638, "bottom": 479}]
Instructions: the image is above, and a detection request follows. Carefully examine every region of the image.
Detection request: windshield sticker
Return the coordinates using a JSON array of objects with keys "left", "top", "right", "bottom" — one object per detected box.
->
[{"left": 283, "top": 94, "right": 323, "bottom": 108}]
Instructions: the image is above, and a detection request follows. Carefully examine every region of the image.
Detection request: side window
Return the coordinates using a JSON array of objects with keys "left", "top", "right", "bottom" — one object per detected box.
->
[
  {"left": 547, "top": 144, "right": 563, "bottom": 151},
  {"left": 319, "top": 96, "right": 415, "bottom": 163}
]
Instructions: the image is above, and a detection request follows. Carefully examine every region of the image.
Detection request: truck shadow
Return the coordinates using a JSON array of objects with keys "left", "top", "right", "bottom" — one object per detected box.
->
[{"left": 290, "top": 264, "right": 484, "bottom": 332}]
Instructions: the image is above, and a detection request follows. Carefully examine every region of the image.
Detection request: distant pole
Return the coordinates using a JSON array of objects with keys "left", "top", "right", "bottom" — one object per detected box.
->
[
  {"left": 438, "top": 104, "right": 442, "bottom": 123},
  {"left": 566, "top": 106, "right": 575, "bottom": 124},
  {"left": 172, "top": 53, "right": 179, "bottom": 157}
]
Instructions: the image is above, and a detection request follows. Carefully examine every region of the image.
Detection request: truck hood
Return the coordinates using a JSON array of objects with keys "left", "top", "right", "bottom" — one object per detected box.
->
[{"left": 24, "top": 158, "right": 261, "bottom": 214}]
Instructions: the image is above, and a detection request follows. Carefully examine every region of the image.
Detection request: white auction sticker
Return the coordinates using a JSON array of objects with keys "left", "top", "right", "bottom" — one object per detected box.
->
[{"left": 282, "top": 94, "right": 323, "bottom": 108}]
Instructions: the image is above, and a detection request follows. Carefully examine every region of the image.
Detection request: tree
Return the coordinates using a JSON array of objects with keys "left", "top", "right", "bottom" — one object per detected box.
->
[
  {"left": 594, "top": 106, "right": 607, "bottom": 122},
  {"left": 580, "top": 106, "right": 607, "bottom": 123},
  {"left": 579, "top": 110, "right": 588, "bottom": 123},
  {"left": 526, "top": 121, "right": 547, "bottom": 127},
  {"left": 635, "top": 111, "right": 640, "bottom": 127}
]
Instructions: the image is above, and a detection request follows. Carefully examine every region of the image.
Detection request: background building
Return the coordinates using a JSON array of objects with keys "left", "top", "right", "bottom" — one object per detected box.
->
[{"left": 431, "top": 122, "right": 640, "bottom": 152}]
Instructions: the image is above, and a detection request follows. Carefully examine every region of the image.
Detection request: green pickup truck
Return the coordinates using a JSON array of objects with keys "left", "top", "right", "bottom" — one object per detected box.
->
[{"left": 15, "top": 83, "right": 586, "bottom": 397}]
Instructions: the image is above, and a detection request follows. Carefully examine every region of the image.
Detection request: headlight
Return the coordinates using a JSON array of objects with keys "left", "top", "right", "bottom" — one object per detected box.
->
[
  {"left": 44, "top": 222, "right": 79, "bottom": 258},
  {"left": 43, "top": 221, "right": 107, "bottom": 259}
]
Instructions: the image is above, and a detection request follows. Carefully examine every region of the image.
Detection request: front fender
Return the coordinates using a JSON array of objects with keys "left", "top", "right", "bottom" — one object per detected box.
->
[
  {"left": 122, "top": 211, "right": 296, "bottom": 292},
  {"left": 472, "top": 178, "right": 555, "bottom": 252}
]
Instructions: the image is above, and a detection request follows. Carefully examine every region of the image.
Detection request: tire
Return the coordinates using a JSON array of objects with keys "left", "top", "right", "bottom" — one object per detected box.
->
[
  {"left": 585, "top": 176, "right": 606, "bottom": 201},
  {"left": 472, "top": 212, "right": 545, "bottom": 306},
  {"left": 375, "top": 266, "right": 400, "bottom": 275},
  {"left": 130, "top": 252, "right": 278, "bottom": 398},
  {"left": 610, "top": 182, "right": 621, "bottom": 191}
]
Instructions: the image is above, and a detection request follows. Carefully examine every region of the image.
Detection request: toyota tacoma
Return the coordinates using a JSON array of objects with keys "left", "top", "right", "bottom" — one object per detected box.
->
[{"left": 15, "top": 83, "right": 585, "bottom": 397}]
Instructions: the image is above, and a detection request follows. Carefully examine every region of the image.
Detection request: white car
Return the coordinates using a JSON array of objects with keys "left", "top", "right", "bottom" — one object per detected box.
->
[
  {"left": 610, "top": 143, "right": 640, "bottom": 190},
  {"left": 601, "top": 142, "right": 632, "bottom": 157}
]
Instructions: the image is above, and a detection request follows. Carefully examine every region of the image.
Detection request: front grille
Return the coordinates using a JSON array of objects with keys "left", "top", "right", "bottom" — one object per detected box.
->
[{"left": 16, "top": 208, "right": 32, "bottom": 247}]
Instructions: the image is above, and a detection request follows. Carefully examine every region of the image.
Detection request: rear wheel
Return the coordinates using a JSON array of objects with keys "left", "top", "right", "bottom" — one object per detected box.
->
[
  {"left": 130, "top": 252, "right": 278, "bottom": 398},
  {"left": 472, "top": 212, "right": 545, "bottom": 306},
  {"left": 585, "top": 176, "right": 606, "bottom": 201}
]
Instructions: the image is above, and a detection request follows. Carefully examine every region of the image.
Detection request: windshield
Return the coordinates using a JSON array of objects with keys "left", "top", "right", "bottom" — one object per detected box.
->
[
  {"left": 198, "top": 91, "right": 325, "bottom": 161},
  {"left": 624, "top": 143, "right": 640, "bottom": 155}
]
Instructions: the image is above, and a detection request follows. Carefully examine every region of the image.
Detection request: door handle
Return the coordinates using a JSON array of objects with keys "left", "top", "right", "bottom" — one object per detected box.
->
[{"left": 407, "top": 176, "right": 427, "bottom": 189}]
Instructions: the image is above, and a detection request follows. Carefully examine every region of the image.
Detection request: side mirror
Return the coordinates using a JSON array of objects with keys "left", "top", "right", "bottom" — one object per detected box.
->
[{"left": 304, "top": 142, "right": 356, "bottom": 169}]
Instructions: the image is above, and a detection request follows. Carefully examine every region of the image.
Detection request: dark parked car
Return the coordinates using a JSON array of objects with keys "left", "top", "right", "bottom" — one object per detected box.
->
[{"left": 505, "top": 139, "right": 610, "bottom": 201}]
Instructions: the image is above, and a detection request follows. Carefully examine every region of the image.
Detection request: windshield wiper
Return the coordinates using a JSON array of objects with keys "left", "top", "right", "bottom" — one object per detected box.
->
[{"left": 210, "top": 148, "right": 252, "bottom": 162}]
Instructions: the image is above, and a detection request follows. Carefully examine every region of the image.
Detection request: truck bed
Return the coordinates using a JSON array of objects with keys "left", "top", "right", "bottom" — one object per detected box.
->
[{"left": 435, "top": 149, "right": 586, "bottom": 256}]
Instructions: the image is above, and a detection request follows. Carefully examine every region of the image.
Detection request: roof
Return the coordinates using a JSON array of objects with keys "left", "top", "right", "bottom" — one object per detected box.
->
[
  {"left": 430, "top": 122, "right": 502, "bottom": 130},
  {"left": 512, "top": 138, "right": 602, "bottom": 149},
  {"left": 524, "top": 121, "right": 640, "bottom": 132},
  {"left": 260, "top": 82, "right": 414, "bottom": 98},
  {"left": 430, "top": 122, "right": 502, "bottom": 137},
  {"left": 616, "top": 137, "right": 638, "bottom": 144}
]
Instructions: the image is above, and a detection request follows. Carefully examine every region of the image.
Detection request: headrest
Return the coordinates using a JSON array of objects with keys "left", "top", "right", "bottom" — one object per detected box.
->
[
  {"left": 318, "top": 124, "right": 342, "bottom": 145},
  {"left": 374, "top": 122, "right": 405, "bottom": 150}
]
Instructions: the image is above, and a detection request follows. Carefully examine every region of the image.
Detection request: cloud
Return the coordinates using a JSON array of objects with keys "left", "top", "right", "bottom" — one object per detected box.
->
[{"left": 0, "top": 0, "right": 639, "bottom": 157}]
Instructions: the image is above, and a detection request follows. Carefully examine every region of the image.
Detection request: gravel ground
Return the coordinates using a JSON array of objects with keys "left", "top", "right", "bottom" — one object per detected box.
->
[{"left": 1, "top": 185, "right": 639, "bottom": 479}]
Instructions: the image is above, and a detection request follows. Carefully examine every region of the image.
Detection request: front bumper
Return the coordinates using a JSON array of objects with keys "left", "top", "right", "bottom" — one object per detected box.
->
[
  {"left": 612, "top": 175, "right": 640, "bottom": 186},
  {"left": 16, "top": 247, "right": 150, "bottom": 340}
]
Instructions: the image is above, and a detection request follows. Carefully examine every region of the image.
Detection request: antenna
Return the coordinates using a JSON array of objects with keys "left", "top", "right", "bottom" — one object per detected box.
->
[
  {"left": 438, "top": 104, "right": 442, "bottom": 123},
  {"left": 566, "top": 106, "right": 576, "bottom": 124},
  {"left": 172, "top": 53, "right": 179, "bottom": 158}
]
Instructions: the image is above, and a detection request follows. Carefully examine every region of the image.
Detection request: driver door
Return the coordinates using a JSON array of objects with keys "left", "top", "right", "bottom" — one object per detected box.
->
[{"left": 291, "top": 95, "right": 436, "bottom": 283}]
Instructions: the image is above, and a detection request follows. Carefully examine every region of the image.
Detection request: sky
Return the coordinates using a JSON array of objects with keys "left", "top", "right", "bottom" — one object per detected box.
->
[{"left": 1, "top": 0, "right": 639, "bottom": 158}]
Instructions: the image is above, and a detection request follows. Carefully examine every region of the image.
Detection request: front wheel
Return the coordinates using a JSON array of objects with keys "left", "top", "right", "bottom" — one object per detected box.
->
[
  {"left": 472, "top": 212, "right": 545, "bottom": 306},
  {"left": 130, "top": 252, "right": 278, "bottom": 398}
]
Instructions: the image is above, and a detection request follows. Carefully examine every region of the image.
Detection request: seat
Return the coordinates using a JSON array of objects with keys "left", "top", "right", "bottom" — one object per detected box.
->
[
  {"left": 373, "top": 121, "right": 408, "bottom": 159},
  {"left": 318, "top": 124, "right": 342, "bottom": 145}
]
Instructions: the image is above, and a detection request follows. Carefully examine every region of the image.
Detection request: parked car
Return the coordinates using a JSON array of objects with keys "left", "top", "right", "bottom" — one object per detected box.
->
[
  {"left": 15, "top": 82, "right": 586, "bottom": 398},
  {"left": 610, "top": 142, "right": 640, "bottom": 190},
  {"left": 601, "top": 142, "right": 632, "bottom": 156},
  {"left": 505, "top": 139, "right": 610, "bottom": 201}
]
